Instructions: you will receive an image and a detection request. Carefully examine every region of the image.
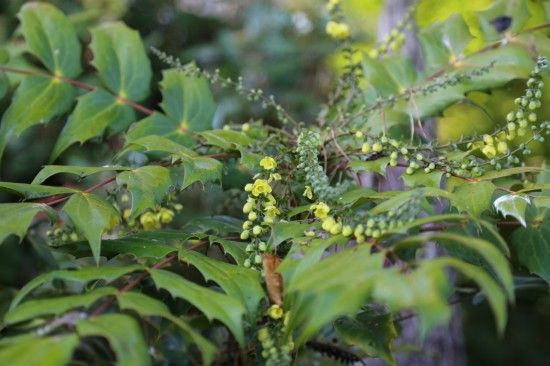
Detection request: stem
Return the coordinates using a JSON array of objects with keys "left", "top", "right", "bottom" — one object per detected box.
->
[{"left": 0, "top": 65, "right": 155, "bottom": 116}]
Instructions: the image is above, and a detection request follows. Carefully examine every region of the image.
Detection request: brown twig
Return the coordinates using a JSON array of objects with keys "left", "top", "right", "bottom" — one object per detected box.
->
[{"left": 0, "top": 65, "right": 155, "bottom": 116}]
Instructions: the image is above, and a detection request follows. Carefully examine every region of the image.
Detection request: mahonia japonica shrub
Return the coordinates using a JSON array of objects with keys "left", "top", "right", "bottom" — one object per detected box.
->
[{"left": 0, "top": 1, "right": 549, "bottom": 365}]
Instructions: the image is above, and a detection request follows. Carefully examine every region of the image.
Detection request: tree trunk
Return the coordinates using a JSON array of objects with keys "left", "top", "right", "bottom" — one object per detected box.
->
[{"left": 365, "top": 1, "right": 465, "bottom": 365}]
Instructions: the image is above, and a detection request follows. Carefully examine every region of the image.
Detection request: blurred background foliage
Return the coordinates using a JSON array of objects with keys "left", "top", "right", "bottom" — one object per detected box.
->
[{"left": 0, "top": 0, "right": 548, "bottom": 365}]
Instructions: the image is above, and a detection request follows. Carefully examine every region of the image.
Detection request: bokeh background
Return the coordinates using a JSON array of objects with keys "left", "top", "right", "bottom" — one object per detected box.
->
[{"left": 0, "top": 1, "right": 548, "bottom": 365}]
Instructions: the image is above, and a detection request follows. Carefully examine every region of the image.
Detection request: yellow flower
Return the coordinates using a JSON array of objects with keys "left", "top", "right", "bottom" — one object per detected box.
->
[
  {"left": 325, "top": 21, "right": 350, "bottom": 40},
  {"left": 303, "top": 185, "right": 313, "bottom": 200},
  {"left": 267, "top": 304, "right": 284, "bottom": 320},
  {"left": 269, "top": 173, "right": 282, "bottom": 182},
  {"left": 497, "top": 141, "right": 508, "bottom": 154},
  {"left": 251, "top": 179, "right": 272, "bottom": 197},
  {"left": 482, "top": 144, "right": 496, "bottom": 159},
  {"left": 311, "top": 202, "right": 330, "bottom": 219},
  {"left": 258, "top": 327, "right": 270, "bottom": 342},
  {"left": 265, "top": 194, "right": 277, "bottom": 206},
  {"left": 260, "top": 156, "right": 277, "bottom": 171},
  {"left": 158, "top": 208, "right": 175, "bottom": 224},
  {"left": 264, "top": 205, "right": 280, "bottom": 218},
  {"left": 483, "top": 134, "right": 494, "bottom": 145},
  {"left": 140, "top": 212, "right": 160, "bottom": 230}
]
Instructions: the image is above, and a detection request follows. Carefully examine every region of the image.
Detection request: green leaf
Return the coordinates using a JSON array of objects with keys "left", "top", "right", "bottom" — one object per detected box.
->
[
  {"left": 122, "top": 135, "right": 198, "bottom": 159},
  {"left": 116, "top": 165, "right": 173, "bottom": 218},
  {"left": 149, "top": 268, "right": 245, "bottom": 344},
  {"left": 100, "top": 235, "right": 177, "bottom": 259},
  {"left": 334, "top": 306, "right": 398, "bottom": 365},
  {"left": 181, "top": 156, "right": 223, "bottom": 188},
  {"left": 371, "top": 261, "right": 451, "bottom": 337},
  {"left": 394, "top": 232, "right": 513, "bottom": 299},
  {"left": 0, "top": 203, "right": 55, "bottom": 244},
  {"left": 4, "top": 287, "right": 116, "bottom": 325},
  {"left": 493, "top": 194, "right": 530, "bottom": 227},
  {"left": 32, "top": 165, "right": 131, "bottom": 185},
  {"left": 419, "top": 13, "right": 472, "bottom": 72},
  {"left": 128, "top": 69, "right": 215, "bottom": 144},
  {"left": 62, "top": 193, "right": 119, "bottom": 263},
  {"left": 402, "top": 170, "right": 443, "bottom": 188},
  {"left": 0, "top": 76, "right": 75, "bottom": 160},
  {"left": 116, "top": 291, "right": 216, "bottom": 366},
  {"left": 278, "top": 235, "right": 352, "bottom": 291},
  {"left": 510, "top": 223, "right": 550, "bottom": 284},
  {"left": 199, "top": 130, "right": 254, "bottom": 150},
  {"left": 350, "top": 158, "right": 390, "bottom": 176},
  {"left": 285, "top": 248, "right": 386, "bottom": 344},
  {"left": 432, "top": 257, "right": 508, "bottom": 333},
  {"left": 50, "top": 89, "right": 135, "bottom": 162},
  {"left": 179, "top": 249, "right": 265, "bottom": 315},
  {"left": 271, "top": 221, "right": 313, "bottom": 248},
  {"left": 0, "top": 181, "right": 78, "bottom": 199},
  {"left": 210, "top": 238, "right": 247, "bottom": 265},
  {"left": 478, "top": 166, "right": 548, "bottom": 180},
  {"left": 19, "top": 2, "right": 81, "bottom": 77},
  {"left": 159, "top": 70, "right": 215, "bottom": 131},
  {"left": 90, "top": 22, "right": 151, "bottom": 101},
  {"left": 10, "top": 265, "right": 144, "bottom": 308},
  {"left": 76, "top": 314, "right": 151, "bottom": 366},
  {"left": 453, "top": 181, "right": 496, "bottom": 217},
  {"left": 477, "top": 0, "right": 530, "bottom": 38},
  {"left": 0, "top": 334, "right": 79, "bottom": 366}
]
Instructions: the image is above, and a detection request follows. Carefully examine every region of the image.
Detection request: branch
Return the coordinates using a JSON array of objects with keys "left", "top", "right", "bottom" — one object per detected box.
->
[{"left": 0, "top": 65, "right": 155, "bottom": 116}]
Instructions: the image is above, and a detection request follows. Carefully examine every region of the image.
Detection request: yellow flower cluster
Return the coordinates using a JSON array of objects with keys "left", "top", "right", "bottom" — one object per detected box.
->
[
  {"left": 241, "top": 157, "right": 283, "bottom": 269},
  {"left": 137, "top": 208, "right": 176, "bottom": 230},
  {"left": 309, "top": 202, "right": 393, "bottom": 243},
  {"left": 326, "top": 21, "right": 350, "bottom": 40},
  {"left": 480, "top": 134, "right": 509, "bottom": 159}
]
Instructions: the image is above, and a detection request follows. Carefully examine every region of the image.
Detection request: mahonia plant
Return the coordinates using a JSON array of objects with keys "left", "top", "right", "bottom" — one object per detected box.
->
[{"left": 0, "top": 1, "right": 549, "bottom": 366}]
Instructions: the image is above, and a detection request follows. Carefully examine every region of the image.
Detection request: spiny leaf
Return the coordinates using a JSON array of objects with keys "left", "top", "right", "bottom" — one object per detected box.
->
[
  {"left": 210, "top": 237, "right": 247, "bottom": 265},
  {"left": 0, "top": 181, "right": 78, "bottom": 199},
  {"left": 127, "top": 69, "right": 215, "bottom": 144},
  {"left": 334, "top": 306, "right": 398, "bottom": 365},
  {"left": 510, "top": 222, "right": 550, "bottom": 284},
  {"left": 116, "top": 291, "right": 216, "bottom": 366},
  {"left": 50, "top": 89, "right": 135, "bottom": 162},
  {"left": 433, "top": 257, "right": 507, "bottom": 333},
  {"left": 493, "top": 194, "right": 530, "bottom": 227},
  {"left": 149, "top": 268, "right": 245, "bottom": 345},
  {"left": 32, "top": 165, "right": 131, "bottom": 185},
  {"left": 10, "top": 265, "right": 145, "bottom": 309},
  {"left": 0, "top": 334, "right": 79, "bottom": 366},
  {"left": 0, "top": 203, "right": 55, "bottom": 244},
  {"left": 0, "top": 76, "right": 75, "bottom": 160},
  {"left": 453, "top": 181, "right": 496, "bottom": 218},
  {"left": 181, "top": 156, "right": 222, "bottom": 188},
  {"left": 62, "top": 193, "right": 120, "bottom": 264},
  {"left": 4, "top": 287, "right": 116, "bottom": 325},
  {"left": 90, "top": 22, "right": 151, "bottom": 101},
  {"left": 76, "top": 314, "right": 151, "bottom": 366},
  {"left": 116, "top": 165, "right": 173, "bottom": 219},
  {"left": 18, "top": 2, "right": 81, "bottom": 77},
  {"left": 179, "top": 249, "right": 265, "bottom": 315},
  {"left": 395, "top": 232, "right": 513, "bottom": 300}
]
